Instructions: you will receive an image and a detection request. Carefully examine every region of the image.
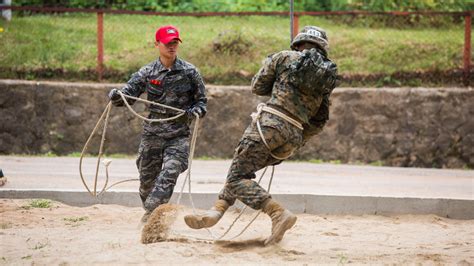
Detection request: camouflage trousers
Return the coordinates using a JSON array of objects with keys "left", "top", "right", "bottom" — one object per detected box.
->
[
  {"left": 218, "top": 112, "right": 303, "bottom": 210},
  {"left": 136, "top": 134, "right": 189, "bottom": 212}
]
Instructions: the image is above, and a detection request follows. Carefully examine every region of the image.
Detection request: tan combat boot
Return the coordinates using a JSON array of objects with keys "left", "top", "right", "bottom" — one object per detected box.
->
[
  {"left": 262, "top": 198, "right": 297, "bottom": 245},
  {"left": 184, "top": 199, "right": 230, "bottom": 229}
]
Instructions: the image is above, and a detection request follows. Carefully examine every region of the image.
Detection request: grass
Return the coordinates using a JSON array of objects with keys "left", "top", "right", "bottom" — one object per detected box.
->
[
  {"left": 22, "top": 199, "right": 52, "bottom": 209},
  {"left": 307, "top": 159, "right": 342, "bottom": 165},
  {"left": 63, "top": 216, "right": 89, "bottom": 223},
  {"left": 67, "top": 152, "right": 134, "bottom": 159},
  {"left": 337, "top": 252, "right": 349, "bottom": 265},
  {"left": 0, "top": 14, "right": 465, "bottom": 85},
  {"left": 31, "top": 241, "right": 49, "bottom": 250}
]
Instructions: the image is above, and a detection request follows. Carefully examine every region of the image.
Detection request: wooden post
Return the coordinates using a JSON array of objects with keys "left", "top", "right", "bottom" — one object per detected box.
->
[
  {"left": 463, "top": 14, "right": 471, "bottom": 86},
  {"left": 97, "top": 12, "right": 104, "bottom": 81}
]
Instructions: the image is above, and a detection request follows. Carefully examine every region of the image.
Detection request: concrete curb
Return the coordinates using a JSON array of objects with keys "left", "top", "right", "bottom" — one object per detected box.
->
[{"left": 1, "top": 189, "right": 473, "bottom": 220}]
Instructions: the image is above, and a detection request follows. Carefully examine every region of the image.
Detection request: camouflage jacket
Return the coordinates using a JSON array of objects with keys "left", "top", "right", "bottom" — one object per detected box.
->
[
  {"left": 119, "top": 57, "right": 207, "bottom": 139},
  {"left": 251, "top": 48, "right": 338, "bottom": 141}
]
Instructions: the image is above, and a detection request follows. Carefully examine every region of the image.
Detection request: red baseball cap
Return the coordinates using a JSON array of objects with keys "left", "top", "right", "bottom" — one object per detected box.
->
[{"left": 155, "top": 25, "right": 182, "bottom": 44}]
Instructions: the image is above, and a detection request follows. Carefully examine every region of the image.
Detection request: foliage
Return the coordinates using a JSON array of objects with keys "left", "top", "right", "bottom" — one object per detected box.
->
[
  {"left": 63, "top": 216, "right": 89, "bottom": 222},
  {"left": 24, "top": 199, "right": 52, "bottom": 208},
  {"left": 0, "top": 14, "right": 466, "bottom": 86},
  {"left": 12, "top": 0, "right": 471, "bottom": 12}
]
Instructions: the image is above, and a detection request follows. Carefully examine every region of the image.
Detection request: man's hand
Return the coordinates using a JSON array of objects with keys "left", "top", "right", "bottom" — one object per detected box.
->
[
  {"left": 108, "top": 88, "right": 124, "bottom": 106},
  {"left": 186, "top": 106, "right": 206, "bottom": 120}
]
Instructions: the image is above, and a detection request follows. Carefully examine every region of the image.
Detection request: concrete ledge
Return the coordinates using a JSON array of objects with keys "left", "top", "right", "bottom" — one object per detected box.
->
[
  {"left": 2, "top": 79, "right": 473, "bottom": 168},
  {"left": 2, "top": 189, "right": 473, "bottom": 220}
]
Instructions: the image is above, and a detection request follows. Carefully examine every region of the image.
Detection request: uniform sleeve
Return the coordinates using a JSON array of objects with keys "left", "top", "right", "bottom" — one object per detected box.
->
[
  {"left": 190, "top": 68, "right": 207, "bottom": 116},
  {"left": 251, "top": 54, "right": 278, "bottom": 96},
  {"left": 303, "top": 93, "right": 330, "bottom": 141},
  {"left": 302, "top": 62, "right": 338, "bottom": 142},
  {"left": 119, "top": 65, "right": 150, "bottom": 105}
]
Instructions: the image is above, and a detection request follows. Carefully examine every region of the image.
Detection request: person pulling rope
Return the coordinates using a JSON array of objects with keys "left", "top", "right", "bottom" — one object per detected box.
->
[{"left": 183, "top": 25, "right": 339, "bottom": 246}]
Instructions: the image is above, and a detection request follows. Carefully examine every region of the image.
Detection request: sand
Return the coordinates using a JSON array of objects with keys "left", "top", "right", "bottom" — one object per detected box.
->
[{"left": 1, "top": 199, "right": 473, "bottom": 265}]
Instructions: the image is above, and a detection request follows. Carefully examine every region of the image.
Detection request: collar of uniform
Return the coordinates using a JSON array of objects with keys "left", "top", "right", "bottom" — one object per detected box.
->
[{"left": 155, "top": 57, "right": 186, "bottom": 73}]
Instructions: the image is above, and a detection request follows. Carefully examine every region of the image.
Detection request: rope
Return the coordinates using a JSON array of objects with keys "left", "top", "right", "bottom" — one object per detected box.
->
[
  {"left": 78, "top": 92, "right": 279, "bottom": 242},
  {"left": 79, "top": 102, "right": 112, "bottom": 196},
  {"left": 79, "top": 92, "right": 189, "bottom": 197},
  {"left": 252, "top": 103, "right": 302, "bottom": 160},
  {"left": 215, "top": 165, "right": 275, "bottom": 241}
]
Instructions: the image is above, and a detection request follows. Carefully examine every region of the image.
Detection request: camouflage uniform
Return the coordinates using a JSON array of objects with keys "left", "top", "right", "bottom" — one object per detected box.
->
[
  {"left": 115, "top": 57, "right": 207, "bottom": 212},
  {"left": 218, "top": 48, "right": 338, "bottom": 210}
]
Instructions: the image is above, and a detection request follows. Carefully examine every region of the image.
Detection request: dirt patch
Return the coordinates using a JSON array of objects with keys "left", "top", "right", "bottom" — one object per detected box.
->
[
  {"left": 1, "top": 199, "right": 473, "bottom": 264},
  {"left": 141, "top": 204, "right": 180, "bottom": 244}
]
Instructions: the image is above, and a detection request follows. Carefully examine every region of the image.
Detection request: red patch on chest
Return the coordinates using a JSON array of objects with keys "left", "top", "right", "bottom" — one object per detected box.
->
[{"left": 150, "top": 79, "right": 161, "bottom": 86}]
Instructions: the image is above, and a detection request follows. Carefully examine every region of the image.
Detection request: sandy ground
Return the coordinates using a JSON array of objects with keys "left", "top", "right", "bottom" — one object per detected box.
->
[{"left": 1, "top": 199, "right": 473, "bottom": 265}]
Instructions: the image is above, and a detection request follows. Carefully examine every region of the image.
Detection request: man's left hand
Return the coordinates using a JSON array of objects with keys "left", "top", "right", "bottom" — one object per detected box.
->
[{"left": 186, "top": 107, "right": 205, "bottom": 120}]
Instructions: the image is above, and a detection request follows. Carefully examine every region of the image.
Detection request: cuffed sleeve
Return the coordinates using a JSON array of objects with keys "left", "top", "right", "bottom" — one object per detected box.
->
[{"left": 189, "top": 68, "right": 207, "bottom": 117}]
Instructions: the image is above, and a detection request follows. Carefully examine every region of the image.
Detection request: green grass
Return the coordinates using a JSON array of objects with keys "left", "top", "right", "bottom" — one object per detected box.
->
[
  {"left": 23, "top": 199, "right": 52, "bottom": 209},
  {"left": 0, "top": 14, "right": 465, "bottom": 85},
  {"left": 63, "top": 216, "right": 89, "bottom": 223},
  {"left": 67, "top": 152, "right": 134, "bottom": 159}
]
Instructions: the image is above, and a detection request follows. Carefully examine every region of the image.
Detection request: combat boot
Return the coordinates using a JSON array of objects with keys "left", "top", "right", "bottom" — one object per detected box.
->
[
  {"left": 184, "top": 199, "right": 230, "bottom": 229},
  {"left": 262, "top": 198, "right": 297, "bottom": 245}
]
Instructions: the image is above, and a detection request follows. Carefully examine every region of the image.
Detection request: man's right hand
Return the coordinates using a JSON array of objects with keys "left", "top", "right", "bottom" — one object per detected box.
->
[{"left": 108, "top": 88, "right": 124, "bottom": 106}]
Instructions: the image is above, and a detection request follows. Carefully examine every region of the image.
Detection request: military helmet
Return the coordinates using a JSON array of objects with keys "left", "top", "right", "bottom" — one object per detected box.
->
[{"left": 291, "top": 26, "right": 329, "bottom": 52}]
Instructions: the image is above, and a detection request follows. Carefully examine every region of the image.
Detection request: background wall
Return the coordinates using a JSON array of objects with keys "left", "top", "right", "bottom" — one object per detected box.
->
[{"left": 0, "top": 80, "right": 472, "bottom": 168}]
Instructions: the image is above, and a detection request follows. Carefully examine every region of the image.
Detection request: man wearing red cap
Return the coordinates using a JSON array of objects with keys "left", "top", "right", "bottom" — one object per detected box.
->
[{"left": 108, "top": 25, "right": 207, "bottom": 223}]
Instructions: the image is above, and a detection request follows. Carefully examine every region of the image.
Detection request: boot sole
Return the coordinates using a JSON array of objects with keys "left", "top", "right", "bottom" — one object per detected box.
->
[
  {"left": 264, "top": 211, "right": 297, "bottom": 246},
  {"left": 184, "top": 215, "right": 205, "bottom": 229}
]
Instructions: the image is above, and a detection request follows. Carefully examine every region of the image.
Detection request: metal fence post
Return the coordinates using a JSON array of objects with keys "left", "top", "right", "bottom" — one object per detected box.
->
[
  {"left": 290, "top": 0, "right": 294, "bottom": 42},
  {"left": 464, "top": 13, "right": 471, "bottom": 87},
  {"left": 97, "top": 11, "right": 104, "bottom": 81}
]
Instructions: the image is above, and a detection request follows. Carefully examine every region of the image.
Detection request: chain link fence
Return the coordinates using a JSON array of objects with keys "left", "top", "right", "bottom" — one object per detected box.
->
[{"left": 0, "top": 7, "right": 471, "bottom": 86}]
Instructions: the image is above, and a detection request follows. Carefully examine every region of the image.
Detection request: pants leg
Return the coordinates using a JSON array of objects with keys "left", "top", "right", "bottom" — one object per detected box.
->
[
  {"left": 218, "top": 129, "right": 294, "bottom": 209},
  {"left": 218, "top": 113, "right": 303, "bottom": 210},
  {"left": 136, "top": 135, "right": 164, "bottom": 208},
  {"left": 144, "top": 135, "right": 189, "bottom": 212}
]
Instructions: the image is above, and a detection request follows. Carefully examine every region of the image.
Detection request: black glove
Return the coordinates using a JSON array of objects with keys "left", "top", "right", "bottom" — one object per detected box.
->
[
  {"left": 108, "top": 88, "right": 124, "bottom": 106},
  {"left": 186, "top": 106, "right": 205, "bottom": 120}
]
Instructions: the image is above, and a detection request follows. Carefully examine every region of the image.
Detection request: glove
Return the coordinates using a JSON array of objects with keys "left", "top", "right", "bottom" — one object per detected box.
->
[
  {"left": 108, "top": 88, "right": 124, "bottom": 107},
  {"left": 186, "top": 106, "right": 205, "bottom": 120}
]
